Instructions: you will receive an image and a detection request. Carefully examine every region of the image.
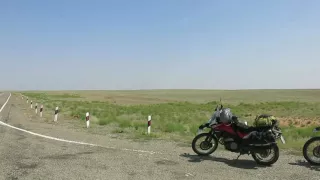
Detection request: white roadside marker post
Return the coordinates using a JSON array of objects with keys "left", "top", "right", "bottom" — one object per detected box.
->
[
  {"left": 40, "top": 105, "right": 43, "bottom": 117},
  {"left": 30, "top": 100, "right": 33, "bottom": 109},
  {"left": 86, "top": 112, "right": 90, "bottom": 128},
  {"left": 54, "top": 107, "right": 59, "bottom": 122},
  {"left": 35, "top": 103, "right": 38, "bottom": 114},
  {"left": 147, "top": 115, "right": 151, "bottom": 134},
  {"left": 27, "top": 98, "right": 28, "bottom": 104}
]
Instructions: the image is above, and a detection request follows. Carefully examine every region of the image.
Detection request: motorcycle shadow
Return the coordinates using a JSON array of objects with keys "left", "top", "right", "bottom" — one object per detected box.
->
[
  {"left": 288, "top": 160, "right": 320, "bottom": 171},
  {"left": 180, "top": 153, "right": 267, "bottom": 170}
]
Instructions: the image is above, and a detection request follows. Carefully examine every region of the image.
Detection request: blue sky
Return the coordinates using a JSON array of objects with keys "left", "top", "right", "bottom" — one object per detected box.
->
[{"left": 1, "top": 0, "right": 319, "bottom": 90}]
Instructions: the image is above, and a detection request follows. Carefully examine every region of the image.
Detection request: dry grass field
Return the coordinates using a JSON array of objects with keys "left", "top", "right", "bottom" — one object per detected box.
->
[
  {"left": 21, "top": 89, "right": 320, "bottom": 104},
  {"left": 18, "top": 89, "right": 320, "bottom": 151}
]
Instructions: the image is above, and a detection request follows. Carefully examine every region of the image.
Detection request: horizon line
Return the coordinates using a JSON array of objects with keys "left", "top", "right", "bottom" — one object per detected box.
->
[{"left": 4, "top": 88, "right": 320, "bottom": 92}]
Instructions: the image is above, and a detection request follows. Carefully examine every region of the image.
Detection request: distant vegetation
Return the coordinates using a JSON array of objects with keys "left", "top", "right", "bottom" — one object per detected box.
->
[{"left": 20, "top": 89, "right": 320, "bottom": 152}]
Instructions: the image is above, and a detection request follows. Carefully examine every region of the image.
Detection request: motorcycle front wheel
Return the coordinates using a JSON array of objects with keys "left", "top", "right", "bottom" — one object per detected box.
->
[
  {"left": 191, "top": 132, "right": 218, "bottom": 156},
  {"left": 251, "top": 144, "right": 279, "bottom": 166},
  {"left": 303, "top": 137, "right": 320, "bottom": 165}
]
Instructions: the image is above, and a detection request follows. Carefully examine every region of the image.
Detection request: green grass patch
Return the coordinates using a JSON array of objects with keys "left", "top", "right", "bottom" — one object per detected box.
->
[{"left": 20, "top": 91, "right": 320, "bottom": 151}]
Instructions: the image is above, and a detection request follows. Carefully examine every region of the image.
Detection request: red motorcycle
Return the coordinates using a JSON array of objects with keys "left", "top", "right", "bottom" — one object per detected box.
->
[{"left": 191, "top": 103, "right": 285, "bottom": 166}]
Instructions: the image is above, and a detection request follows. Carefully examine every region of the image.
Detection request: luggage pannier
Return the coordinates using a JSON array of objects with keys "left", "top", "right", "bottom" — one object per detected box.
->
[{"left": 253, "top": 114, "right": 276, "bottom": 127}]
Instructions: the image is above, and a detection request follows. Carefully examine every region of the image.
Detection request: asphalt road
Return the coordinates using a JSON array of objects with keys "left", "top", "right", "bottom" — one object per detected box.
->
[{"left": 0, "top": 92, "right": 319, "bottom": 180}]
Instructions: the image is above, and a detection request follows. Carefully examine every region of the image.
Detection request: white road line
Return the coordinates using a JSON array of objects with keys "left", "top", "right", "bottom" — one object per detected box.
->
[
  {"left": 0, "top": 93, "right": 160, "bottom": 155},
  {"left": 0, "top": 93, "right": 11, "bottom": 112}
]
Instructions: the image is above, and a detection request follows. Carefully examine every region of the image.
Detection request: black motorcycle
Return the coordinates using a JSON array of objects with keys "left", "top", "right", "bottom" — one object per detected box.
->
[{"left": 303, "top": 127, "right": 320, "bottom": 165}]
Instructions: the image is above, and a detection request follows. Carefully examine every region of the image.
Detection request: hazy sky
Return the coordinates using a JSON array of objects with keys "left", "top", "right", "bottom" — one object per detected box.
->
[{"left": 1, "top": 0, "right": 319, "bottom": 90}]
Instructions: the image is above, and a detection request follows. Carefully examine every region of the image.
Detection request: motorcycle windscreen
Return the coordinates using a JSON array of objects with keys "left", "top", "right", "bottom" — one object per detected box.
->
[{"left": 207, "top": 111, "right": 220, "bottom": 125}]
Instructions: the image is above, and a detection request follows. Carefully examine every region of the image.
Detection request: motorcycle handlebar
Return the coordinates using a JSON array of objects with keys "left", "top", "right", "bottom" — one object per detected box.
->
[
  {"left": 214, "top": 104, "right": 223, "bottom": 111},
  {"left": 198, "top": 123, "right": 210, "bottom": 129}
]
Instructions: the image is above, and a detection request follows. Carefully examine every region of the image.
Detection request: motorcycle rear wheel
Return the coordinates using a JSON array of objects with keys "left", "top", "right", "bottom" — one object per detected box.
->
[
  {"left": 303, "top": 137, "right": 320, "bottom": 166},
  {"left": 191, "top": 133, "right": 218, "bottom": 156},
  {"left": 251, "top": 144, "right": 279, "bottom": 166}
]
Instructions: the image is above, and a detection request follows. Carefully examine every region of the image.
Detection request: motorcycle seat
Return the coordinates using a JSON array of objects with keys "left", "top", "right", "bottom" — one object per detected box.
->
[
  {"left": 231, "top": 115, "right": 273, "bottom": 133},
  {"left": 231, "top": 117, "right": 272, "bottom": 133},
  {"left": 236, "top": 123, "right": 272, "bottom": 133}
]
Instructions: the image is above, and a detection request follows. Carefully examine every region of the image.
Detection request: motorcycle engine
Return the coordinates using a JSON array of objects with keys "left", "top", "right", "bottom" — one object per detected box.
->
[{"left": 223, "top": 137, "right": 239, "bottom": 152}]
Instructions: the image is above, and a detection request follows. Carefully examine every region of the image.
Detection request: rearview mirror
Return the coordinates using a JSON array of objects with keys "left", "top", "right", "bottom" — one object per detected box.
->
[{"left": 231, "top": 116, "right": 238, "bottom": 121}]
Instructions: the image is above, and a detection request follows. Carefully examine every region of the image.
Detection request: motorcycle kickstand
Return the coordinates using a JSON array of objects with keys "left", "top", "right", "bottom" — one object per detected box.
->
[
  {"left": 236, "top": 154, "right": 242, "bottom": 160},
  {"left": 230, "top": 154, "right": 243, "bottom": 165},
  {"left": 234, "top": 151, "right": 249, "bottom": 161}
]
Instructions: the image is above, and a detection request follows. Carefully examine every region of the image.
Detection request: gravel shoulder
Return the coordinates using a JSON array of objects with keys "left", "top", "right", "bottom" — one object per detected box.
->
[{"left": 0, "top": 93, "right": 319, "bottom": 180}]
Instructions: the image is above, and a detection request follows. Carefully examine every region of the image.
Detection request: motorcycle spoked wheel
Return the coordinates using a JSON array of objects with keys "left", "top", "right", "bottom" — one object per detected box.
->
[
  {"left": 192, "top": 133, "right": 218, "bottom": 156},
  {"left": 313, "top": 146, "right": 320, "bottom": 158},
  {"left": 303, "top": 137, "right": 320, "bottom": 166},
  {"left": 251, "top": 144, "right": 280, "bottom": 166}
]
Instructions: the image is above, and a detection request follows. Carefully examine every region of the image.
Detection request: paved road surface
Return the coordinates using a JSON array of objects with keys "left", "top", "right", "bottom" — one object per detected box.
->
[{"left": 0, "top": 93, "right": 319, "bottom": 180}]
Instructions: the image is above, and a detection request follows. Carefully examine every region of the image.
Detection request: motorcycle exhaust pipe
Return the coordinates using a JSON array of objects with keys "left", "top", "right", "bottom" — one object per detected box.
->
[{"left": 249, "top": 143, "right": 276, "bottom": 150}]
